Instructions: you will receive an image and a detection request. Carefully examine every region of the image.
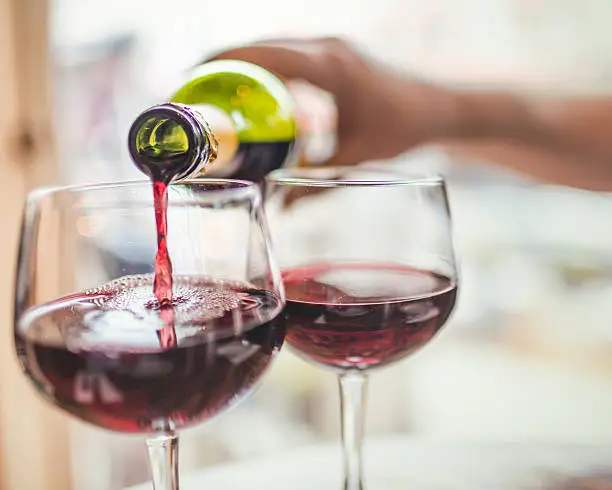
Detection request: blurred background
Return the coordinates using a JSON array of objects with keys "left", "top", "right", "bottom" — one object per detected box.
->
[{"left": 3, "top": 0, "right": 612, "bottom": 488}]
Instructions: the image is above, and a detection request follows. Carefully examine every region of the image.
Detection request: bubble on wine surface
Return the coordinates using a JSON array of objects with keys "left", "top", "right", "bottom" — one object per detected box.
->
[{"left": 22, "top": 274, "right": 265, "bottom": 352}]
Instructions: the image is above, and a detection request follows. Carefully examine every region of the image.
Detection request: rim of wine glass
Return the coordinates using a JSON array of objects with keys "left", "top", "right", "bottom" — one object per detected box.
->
[
  {"left": 26, "top": 178, "right": 258, "bottom": 202},
  {"left": 267, "top": 167, "right": 446, "bottom": 188}
]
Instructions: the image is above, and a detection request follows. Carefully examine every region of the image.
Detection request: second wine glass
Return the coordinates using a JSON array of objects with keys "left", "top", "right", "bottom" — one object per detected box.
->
[{"left": 265, "top": 167, "right": 458, "bottom": 490}]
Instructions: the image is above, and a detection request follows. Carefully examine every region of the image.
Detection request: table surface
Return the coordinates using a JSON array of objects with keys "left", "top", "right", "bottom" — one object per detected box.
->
[{"left": 128, "top": 436, "right": 612, "bottom": 490}]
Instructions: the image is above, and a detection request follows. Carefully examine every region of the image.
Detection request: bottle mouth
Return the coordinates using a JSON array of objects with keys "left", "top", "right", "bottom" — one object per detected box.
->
[{"left": 127, "top": 103, "right": 216, "bottom": 183}]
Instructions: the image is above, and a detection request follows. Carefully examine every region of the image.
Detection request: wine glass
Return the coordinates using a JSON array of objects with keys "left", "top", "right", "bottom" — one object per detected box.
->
[
  {"left": 14, "top": 179, "right": 285, "bottom": 490},
  {"left": 265, "top": 166, "right": 458, "bottom": 490}
]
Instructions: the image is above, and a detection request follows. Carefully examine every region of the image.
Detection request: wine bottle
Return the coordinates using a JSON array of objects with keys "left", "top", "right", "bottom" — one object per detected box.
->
[{"left": 128, "top": 60, "right": 297, "bottom": 183}]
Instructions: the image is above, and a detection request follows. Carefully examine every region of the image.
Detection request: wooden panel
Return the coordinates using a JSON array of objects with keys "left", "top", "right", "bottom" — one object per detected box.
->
[{"left": 0, "top": 0, "right": 71, "bottom": 489}]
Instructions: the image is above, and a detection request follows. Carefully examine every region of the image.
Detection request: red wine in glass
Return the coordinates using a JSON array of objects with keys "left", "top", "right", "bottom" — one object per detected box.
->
[
  {"left": 15, "top": 274, "right": 285, "bottom": 433},
  {"left": 282, "top": 262, "right": 456, "bottom": 370}
]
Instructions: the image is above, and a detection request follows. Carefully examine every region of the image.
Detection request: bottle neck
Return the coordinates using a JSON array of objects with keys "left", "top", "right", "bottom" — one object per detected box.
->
[
  {"left": 127, "top": 103, "right": 218, "bottom": 183},
  {"left": 189, "top": 104, "right": 241, "bottom": 177}
]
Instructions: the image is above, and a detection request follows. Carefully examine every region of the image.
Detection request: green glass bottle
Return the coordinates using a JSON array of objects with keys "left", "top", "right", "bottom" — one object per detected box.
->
[{"left": 128, "top": 60, "right": 297, "bottom": 183}]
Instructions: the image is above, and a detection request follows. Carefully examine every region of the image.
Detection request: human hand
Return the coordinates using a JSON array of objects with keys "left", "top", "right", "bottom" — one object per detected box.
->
[{"left": 211, "top": 37, "right": 459, "bottom": 166}]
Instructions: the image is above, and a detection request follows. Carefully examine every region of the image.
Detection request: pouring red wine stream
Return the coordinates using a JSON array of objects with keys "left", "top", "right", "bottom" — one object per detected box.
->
[
  {"left": 127, "top": 103, "right": 220, "bottom": 349},
  {"left": 152, "top": 180, "right": 177, "bottom": 348}
]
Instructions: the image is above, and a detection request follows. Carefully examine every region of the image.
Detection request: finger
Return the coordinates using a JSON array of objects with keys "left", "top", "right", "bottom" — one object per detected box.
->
[
  {"left": 323, "top": 141, "right": 368, "bottom": 167},
  {"left": 281, "top": 186, "right": 315, "bottom": 208}
]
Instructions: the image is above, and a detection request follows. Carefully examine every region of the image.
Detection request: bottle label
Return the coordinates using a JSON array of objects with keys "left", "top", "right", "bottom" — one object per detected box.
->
[{"left": 286, "top": 80, "right": 337, "bottom": 165}]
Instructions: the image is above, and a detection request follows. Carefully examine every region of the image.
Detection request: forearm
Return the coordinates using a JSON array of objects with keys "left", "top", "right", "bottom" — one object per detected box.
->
[
  {"left": 435, "top": 89, "right": 612, "bottom": 190},
  {"left": 437, "top": 139, "right": 612, "bottom": 191}
]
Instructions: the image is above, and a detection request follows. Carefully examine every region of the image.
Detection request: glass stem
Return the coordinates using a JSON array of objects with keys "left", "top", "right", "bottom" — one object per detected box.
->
[
  {"left": 339, "top": 372, "right": 368, "bottom": 490},
  {"left": 147, "top": 433, "right": 179, "bottom": 490}
]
